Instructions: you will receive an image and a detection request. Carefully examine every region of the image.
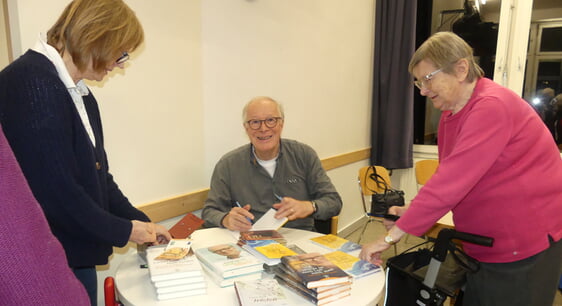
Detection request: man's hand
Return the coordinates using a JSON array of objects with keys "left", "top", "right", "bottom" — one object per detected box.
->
[
  {"left": 272, "top": 197, "right": 314, "bottom": 221},
  {"left": 222, "top": 204, "right": 254, "bottom": 231}
]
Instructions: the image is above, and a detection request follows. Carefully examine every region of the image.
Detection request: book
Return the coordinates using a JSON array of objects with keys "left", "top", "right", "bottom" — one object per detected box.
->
[
  {"left": 146, "top": 242, "right": 205, "bottom": 283},
  {"left": 274, "top": 275, "right": 351, "bottom": 306},
  {"left": 234, "top": 278, "right": 290, "bottom": 306},
  {"left": 309, "top": 234, "right": 362, "bottom": 253},
  {"left": 200, "top": 261, "right": 263, "bottom": 287},
  {"left": 264, "top": 264, "right": 352, "bottom": 300},
  {"left": 153, "top": 275, "right": 205, "bottom": 288},
  {"left": 155, "top": 281, "right": 207, "bottom": 294},
  {"left": 239, "top": 230, "right": 287, "bottom": 245},
  {"left": 193, "top": 243, "right": 263, "bottom": 278},
  {"left": 241, "top": 239, "right": 298, "bottom": 265},
  {"left": 322, "top": 251, "right": 381, "bottom": 279},
  {"left": 156, "top": 288, "right": 207, "bottom": 301},
  {"left": 251, "top": 208, "right": 288, "bottom": 231},
  {"left": 168, "top": 212, "right": 204, "bottom": 239},
  {"left": 280, "top": 253, "right": 352, "bottom": 289}
]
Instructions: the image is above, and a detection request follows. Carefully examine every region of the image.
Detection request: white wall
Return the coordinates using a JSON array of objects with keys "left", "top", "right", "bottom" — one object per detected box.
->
[{"left": 4, "top": 1, "right": 376, "bottom": 304}]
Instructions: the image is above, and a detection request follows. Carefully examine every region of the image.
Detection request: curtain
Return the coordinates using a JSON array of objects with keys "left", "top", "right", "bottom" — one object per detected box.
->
[{"left": 370, "top": 0, "right": 417, "bottom": 169}]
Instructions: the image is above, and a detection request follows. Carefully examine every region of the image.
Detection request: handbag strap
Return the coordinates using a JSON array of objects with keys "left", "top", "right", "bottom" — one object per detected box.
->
[{"left": 366, "top": 165, "right": 390, "bottom": 194}]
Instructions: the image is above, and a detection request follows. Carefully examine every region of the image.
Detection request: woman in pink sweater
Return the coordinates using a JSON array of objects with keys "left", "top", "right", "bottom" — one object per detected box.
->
[
  {"left": 0, "top": 124, "right": 89, "bottom": 305},
  {"left": 360, "top": 32, "right": 562, "bottom": 306}
]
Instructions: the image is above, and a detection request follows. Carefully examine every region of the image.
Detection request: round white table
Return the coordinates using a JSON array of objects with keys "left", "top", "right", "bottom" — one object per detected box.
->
[{"left": 115, "top": 227, "right": 385, "bottom": 305}]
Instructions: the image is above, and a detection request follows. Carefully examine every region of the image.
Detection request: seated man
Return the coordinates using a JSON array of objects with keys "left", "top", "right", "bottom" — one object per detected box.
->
[{"left": 202, "top": 96, "right": 342, "bottom": 232}]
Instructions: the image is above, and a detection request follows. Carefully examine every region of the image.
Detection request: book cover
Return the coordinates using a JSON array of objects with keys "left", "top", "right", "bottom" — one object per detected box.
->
[
  {"left": 200, "top": 261, "right": 262, "bottom": 287},
  {"left": 234, "top": 278, "right": 290, "bottom": 306},
  {"left": 242, "top": 240, "right": 297, "bottom": 265},
  {"left": 168, "top": 212, "right": 204, "bottom": 239},
  {"left": 280, "top": 253, "right": 351, "bottom": 289},
  {"left": 146, "top": 244, "right": 204, "bottom": 283},
  {"left": 309, "top": 234, "right": 362, "bottom": 253},
  {"left": 239, "top": 230, "right": 287, "bottom": 245},
  {"left": 193, "top": 243, "right": 263, "bottom": 278},
  {"left": 323, "top": 251, "right": 381, "bottom": 279}
]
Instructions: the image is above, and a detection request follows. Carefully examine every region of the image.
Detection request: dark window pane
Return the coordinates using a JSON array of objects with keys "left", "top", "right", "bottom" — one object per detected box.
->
[{"left": 540, "top": 27, "right": 562, "bottom": 52}]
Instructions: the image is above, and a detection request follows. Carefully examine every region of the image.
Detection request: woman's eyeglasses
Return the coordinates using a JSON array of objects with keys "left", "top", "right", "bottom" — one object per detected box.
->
[
  {"left": 116, "top": 52, "right": 129, "bottom": 65},
  {"left": 246, "top": 117, "right": 283, "bottom": 130},
  {"left": 414, "top": 68, "right": 442, "bottom": 90}
]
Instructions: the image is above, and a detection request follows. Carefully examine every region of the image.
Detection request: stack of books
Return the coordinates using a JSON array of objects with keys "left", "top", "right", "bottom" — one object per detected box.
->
[
  {"left": 146, "top": 240, "right": 207, "bottom": 301},
  {"left": 273, "top": 253, "right": 353, "bottom": 305},
  {"left": 193, "top": 243, "right": 264, "bottom": 287}
]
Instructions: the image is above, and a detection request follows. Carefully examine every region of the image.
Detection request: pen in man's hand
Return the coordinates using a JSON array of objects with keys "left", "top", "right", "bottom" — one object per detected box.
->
[{"left": 235, "top": 201, "right": 253, "bottom": 224}]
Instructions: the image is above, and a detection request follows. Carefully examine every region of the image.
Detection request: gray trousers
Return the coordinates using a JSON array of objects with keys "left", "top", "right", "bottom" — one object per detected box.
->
[{"left": 463, "top": 237, "right": 562, "bottom": 306}]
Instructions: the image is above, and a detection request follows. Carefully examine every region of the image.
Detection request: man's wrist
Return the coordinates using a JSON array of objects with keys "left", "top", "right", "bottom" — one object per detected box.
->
[{"left": 310, "top": 201, "right": 318, "bottom": 214}]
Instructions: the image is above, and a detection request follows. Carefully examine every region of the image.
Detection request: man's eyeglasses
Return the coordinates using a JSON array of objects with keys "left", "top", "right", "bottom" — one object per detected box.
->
[
  {"left": 116, "top": 51, "right": 129, "bottom": 65},
  {"left": 414, "top": 68, "right": 442, "bottom": 90},
  {"left": 246, "top": 117, "right": 283, "bottom": 130}
]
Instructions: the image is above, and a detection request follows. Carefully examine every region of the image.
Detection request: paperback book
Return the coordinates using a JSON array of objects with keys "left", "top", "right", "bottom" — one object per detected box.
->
[
  {"left": 200, "top": 261, "right": 262, "bottom": 287},
  {"left": 234, "top": 278, "right": 290, "bottom": 306},
  {"left": 264, "top": 264, "right": 352, "bottom": 301},
  {"left": 280, "top": 253, "right": 351, "bottom": 289},
  {"left": 239, "top": 230, "right": 287, "bottom": 245},
  {"left": 322, "top": 250, "right": 381, "bottom": 279},
  {"left": 309, "top": 234, "right": 362, "bottom": 253},
  {"left": 146, "top": 241, "right": 205, "bottom": 283},
  {"left": 241, "top": 239, "right": 297, "bottom": 265},
  {"left": 193, "top": 243, "right": 263, "bottom": 278}
]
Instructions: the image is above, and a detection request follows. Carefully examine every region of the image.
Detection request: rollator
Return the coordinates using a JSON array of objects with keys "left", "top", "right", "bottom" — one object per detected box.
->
[{"left": 384, "top": 228, "right": 493, "bottom": 306}]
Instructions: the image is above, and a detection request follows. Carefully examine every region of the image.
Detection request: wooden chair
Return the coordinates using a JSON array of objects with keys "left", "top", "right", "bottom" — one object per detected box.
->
[
  {"left": 415, "top": 159, "right": 439, "bottom": 188},
  {"left": 414, "top": 159, "right": 456, "bottom": 240},
  {"left": 357, "top": 165, "right": 394, "bottom": 245},
  {"left": 104, "top": 276, "right": 122, "bottom": 306}
]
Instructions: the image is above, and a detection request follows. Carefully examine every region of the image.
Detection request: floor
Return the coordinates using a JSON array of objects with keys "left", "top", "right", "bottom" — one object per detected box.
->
[{"left": 342, "top": 218, "right": 562, "bottom": 306}]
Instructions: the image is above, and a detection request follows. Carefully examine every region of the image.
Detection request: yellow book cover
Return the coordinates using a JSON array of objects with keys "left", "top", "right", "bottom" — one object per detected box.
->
[
  {"left": 323, "top": 251, "right": 380, "bottom": 279},
  {"left": 253, "top": 241, "right": 297, "bottom": 259},
  {"left": 310, "top": 234, "right": 361, "bottom": 253}
]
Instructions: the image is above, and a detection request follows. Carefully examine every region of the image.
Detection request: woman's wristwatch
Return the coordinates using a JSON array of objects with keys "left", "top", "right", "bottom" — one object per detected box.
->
[{"left": 384, "top": 233, "right": 397, "bottom": 245}]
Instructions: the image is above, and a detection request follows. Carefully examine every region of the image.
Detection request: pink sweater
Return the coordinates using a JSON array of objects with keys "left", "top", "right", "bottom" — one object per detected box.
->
[
  {"left": 0, "top": 125, "right": 89, "bottom": 305},
  {"left": 397, "top": 78, "right": 562, "bottom": 263}
]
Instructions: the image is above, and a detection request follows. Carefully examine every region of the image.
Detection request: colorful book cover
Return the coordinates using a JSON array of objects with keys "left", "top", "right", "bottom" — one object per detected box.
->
[
  {"left": 234, "top": 278, "right": 290, "bottom": 306},
  {"left": 239, "top": 230, "right": 287, "bottom": 244},
  {"left": 193, "top": 243, "right": 263, "bottom": 278},
  {"left": 280, "top": 253, "right": 351, "bottom": 289},
  {"left": 322, "top": 250, "right": 381, "bottom": 279},
  {"left": 242, "top": 240, "right": 297, "bottom": 265},
  {"left": 146, "top": 244, "right": 204, "bottom": 283},
  {"left": 309, "top": 234, "right": 362, "bottom": 253}
]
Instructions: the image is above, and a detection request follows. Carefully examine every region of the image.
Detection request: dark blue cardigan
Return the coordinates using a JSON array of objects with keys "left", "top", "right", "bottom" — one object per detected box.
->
[{"left": 0, "top": 50, "right": 150, "bottom": 267}]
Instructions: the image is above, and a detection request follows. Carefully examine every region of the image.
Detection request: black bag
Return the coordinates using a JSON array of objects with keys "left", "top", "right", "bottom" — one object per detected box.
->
[{"left": 367, "top": 166, "right": 405, "bottom": 216}]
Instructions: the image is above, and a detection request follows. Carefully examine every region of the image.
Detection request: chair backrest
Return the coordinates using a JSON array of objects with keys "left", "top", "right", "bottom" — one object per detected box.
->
[
  {"left": 104, "top": 276, "right": 120, "bottom": 306},
  {"left": 358, "top": 165, "right": 392, "bottom": 196},
  {"left": 358, "top": 166, "right": 392, "bottom": 215},
  {"left": 415, "top": 159, "right": 439, "bottom": 186}
]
